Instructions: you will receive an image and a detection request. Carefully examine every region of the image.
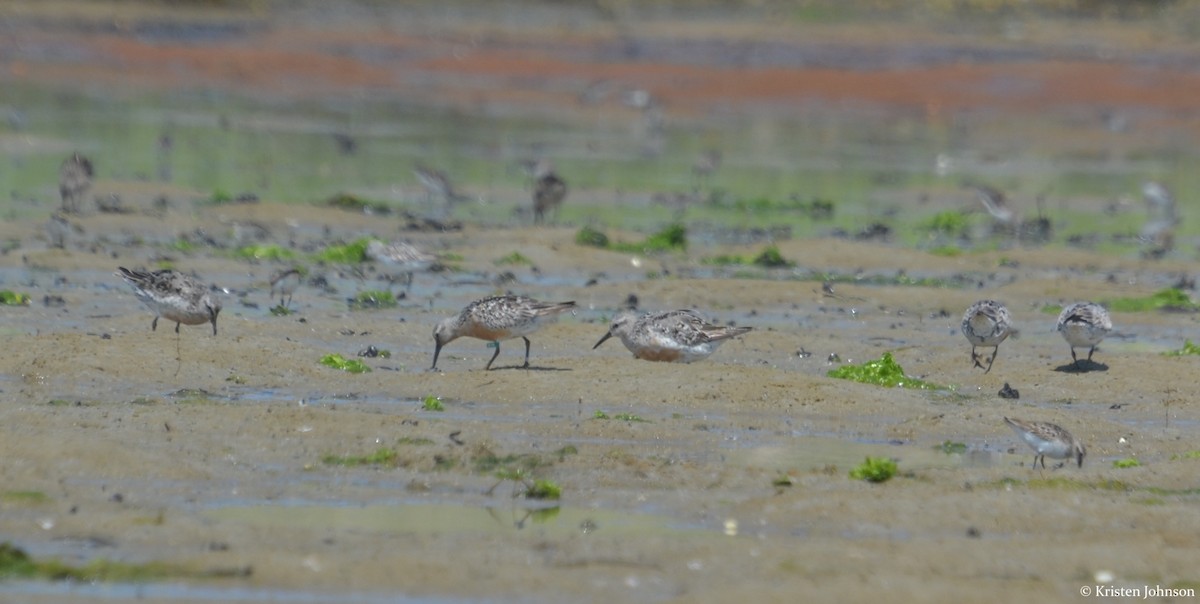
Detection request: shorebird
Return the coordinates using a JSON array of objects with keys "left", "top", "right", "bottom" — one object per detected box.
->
[
  {"left": 593, "top": 309, "right": 752, "bottom": 363},
  {"left": 414, "top": 163, "right": 469, "bottom": 205},
  {"left": 431, "top": 295, "right": 576, "bottom": 371},
  {"left": 960, "top": 300, "right": 1012, "bottom": 374},
  {"left": 531, "top": 161, "right": 567, "bottom": 225},
  {"left": 365, "top": 240, "right": 436, "bottom": 291},
  {"left": 116, "top": 267, "right": 222, "bottom": 335},
  {"left": 691, "top": 149, "right": 722, "bottom": 190},
  {"left": 59, "top": 152, "right": 93, "bottom": 214},
  {"left": 1140, "top": 181, "right": 1179, "bottom": 259},
  {"left": 269, "top": 267, "right": 303, "bottom": 308},
  {"left": 1056, "top": 302, "right": 1112, "bottom": 368},
  {"left": 1004, "top": 417, "right": 1086, "bottom": 469},
  {"left": 45, "top": 212, "right": 82, "bottom": 249}
]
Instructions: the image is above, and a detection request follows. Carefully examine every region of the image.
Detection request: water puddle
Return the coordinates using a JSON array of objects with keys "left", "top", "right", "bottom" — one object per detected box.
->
[
  {"left": 729, "top": 435, "right": 1002, "bottom": 471},
  {"left": 209, "top": 501, "right": 706, "bottom": 539}
]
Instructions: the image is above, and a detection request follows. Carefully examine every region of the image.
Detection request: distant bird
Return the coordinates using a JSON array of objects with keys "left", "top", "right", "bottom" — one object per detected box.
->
[
  {"left": 414, "top": 163, "right": 470, "bottom": 205},
  {"left": 969, "top": 184, "right": 1016, "bottom": 233},
  {"left": 116, "top": 267, "right": 222, "bottom": 335},
  {"left": 960, "top": 300, "right": 1012, "bottom": 374},
  {"left": 593, "top": 309, "right": 752, "bottom": 363},
  {"left": 1056, "top": 302, "right": 1112, "bottom": 369},
  {"left": 59, "top": 152, "right": 93, "bottom": 214},
  {"left": 531, "top": 161, "right": 567, "bottom": 225},
  {"left": 1004, "top": 417, "right": 1086, "bottom": 469},
  {"left": 44, "top": 212, "right": 82, "bottom": 249},
  {"left": 365, "top": 240, "right": 436, "bottom": 291},
  {"left": 691, "top": 149, "right": 722, "bottom": 189},
  {"left": 269, "top": 268, "right": 303, "bottom": 309},
  {"left": 1140, "top": 181, "right": 1179, "bottom": 259},
  {"left": 431, "top": 295, "right": 576, "bottom": 371}
]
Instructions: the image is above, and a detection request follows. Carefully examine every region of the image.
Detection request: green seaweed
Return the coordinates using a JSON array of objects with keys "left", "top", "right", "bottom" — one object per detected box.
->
[
  {"left": 422, "top": 395, "right": 444, "bottom": 412},
  {"left": 494, "top": 251, "right": 532, "bottom": 266},
  {"left": 826, "top": 352, "right": 943, "bottom": 389},
  {"left": 321, "top": 448, "right": 398, "bottom": 467},
  {"left": 234, "top": 244, "right": 295, "bottom": 261},
  {"left": 593, "top": 410, "right": 648, "bottom": 422},
  {"left": 1106, "top": 288, "right": 1199, "bottom": 312},
  {"left": 315, "top": 237, "right": 373, "bottom": 264},
  {"left": 0, "top": 291, "right": 31, "bottom": 306},
  {"left": 935, "top": 441, "right": 968, "bottom": 454},
  {"left": 1171, "top": 450, "right": 1200, "bottom": 460},
  {"left": 1163, "top": 340, "right": 1200, "bottom": 357},
  {"left": 701, "top": 254, "right": 747, "bottom": 266},
  {"left": 319, "top": 353, "right": 371, "bottom": 373},
  {"left": 0, "top": 541, "right": 217, "bottom": 582},
  {"left": 923, "top": 210, "right": 969, "bottom": 236},
  {"left": 348, "top": 290, "right": 396, "bottom": 310},
  {"left": 752, "top": 245, "right": 792, "bottom": 268},
  {"left": 575, "top": 226, "right": 609, "bottom": 248},
  {"left": 1113, "top": 457, "right": 1141, "bottom": 469},
  {"left": 609, "top": 223, "right": 687, "bottom": 253},
  {"left": 1, "top": 491, "right": 49, "bottom": 504},
  {"left": 323, "top": 193, "right": 392, "bottom": 215},
  {"left": 849, "top": 456, "right": 897, "bottom": 483},
  {"left": 525, "top": 479, "right": 562, "bottom": 500},
  {"left": 397, "top": 437, "right": 435, "bottom": 446}
]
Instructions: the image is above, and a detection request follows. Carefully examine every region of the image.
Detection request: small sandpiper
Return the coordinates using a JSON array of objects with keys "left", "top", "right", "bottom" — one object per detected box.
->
[
  {"left": 1004, "top": 417, "right": 1086, "bottom": 469},
  {"left": 1056, "top": 301, "right": 1112, "bottom": 368},
  {"left": 269, "top": 267, "right": 303, "bottom": 308},
  {"left": 593, "top": 309, "right": 752, "bottom": 363},
  {"left": 960, "top": 299, "right": 1012, "bottom": 374},
  {"left": 365, "top": 240, "right": 436, "bottom": 291},
  {"left": 431, "top": 295, "right": 576, "bottom": 371},
  {"left": 530, "top": 160, "right": 567, "bottom": 225},
  {"left": 116, "top": 267, "right": 222, "bottom": 335}
]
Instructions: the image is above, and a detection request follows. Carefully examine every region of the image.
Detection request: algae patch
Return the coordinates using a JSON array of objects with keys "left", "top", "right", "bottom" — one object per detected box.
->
[
  {"left": 827, "top": 352, "right": 944, "bottom": 389},
  {"left": 849, "top": 457, "right": 897, "bottom": 483},
  {"left": 319, "top": 354, "right": 371, "bottom": 373}
]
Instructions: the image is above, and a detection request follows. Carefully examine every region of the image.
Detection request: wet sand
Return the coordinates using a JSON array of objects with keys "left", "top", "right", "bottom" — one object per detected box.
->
[
  {"left": 2, "top": 2, "right": 1200, "bottom": 602},
  {"left": 2, "top": 199, "right": 1199, "bottom": 602}
]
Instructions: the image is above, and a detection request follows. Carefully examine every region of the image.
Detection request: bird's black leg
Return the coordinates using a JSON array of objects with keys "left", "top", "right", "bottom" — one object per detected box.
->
[
  {"left": 152, "top": 316, "right": 159, "bottom": 331},
  {"left": 175, "top": 322, "right": 182, "bottom": 334},
  {"left": 485, "top": 342, "right": 501, "bottom": 370},
  {"left": 521, "top": 337, "right": 532, "bottom": 368},
  {"left": 984, "top": 347, "right": 997, "bottom": 374}
]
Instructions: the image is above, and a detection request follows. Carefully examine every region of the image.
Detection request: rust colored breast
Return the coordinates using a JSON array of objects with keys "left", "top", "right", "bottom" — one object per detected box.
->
[{"left": 634, "top": 348, "right": 683, "bottom": 362}]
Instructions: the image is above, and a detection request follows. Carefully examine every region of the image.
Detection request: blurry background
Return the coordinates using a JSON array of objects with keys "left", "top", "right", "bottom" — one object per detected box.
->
[{"left": 2, "top": 0, "right": 1199, "bottom": 253}]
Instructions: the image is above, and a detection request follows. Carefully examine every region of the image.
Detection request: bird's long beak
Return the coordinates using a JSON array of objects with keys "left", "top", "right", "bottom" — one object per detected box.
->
[
  {"left": 593, "top": 331, "right": 614, "bottom": 350},
  {"left": 430, "top": 340, "right": 443, "bottom": 371}
]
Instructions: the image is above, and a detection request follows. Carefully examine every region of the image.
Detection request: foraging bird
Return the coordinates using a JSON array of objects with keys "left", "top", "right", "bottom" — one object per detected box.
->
[
  {"left": 269, "top": 267, "right": 303, "bottom": 308},
  {"left": 1140, "top": 181, "right": 1179, "bottom": 259},
  {"left": 960, "top": 300, "right": 1013, "bottom": 374},
  {"left": 531, "top": 161, "right": 567, "bottom": 225},
  {"left": 431, "top": 295, "right": 576, "bottom": 371},
  {"left": 1056, "top": 302, "right": 1112, "bottom": 369},
  {"left": 365, "top": 240, "right": 436, "bottom": 291},
  {"left": 59, "top": 152, "right": 93, "bottom": 214},
  {"left": 414, "top": 163, "right": 470, "bottom": 205},
  {"left": 116, "top": 267, "right": 222, "bottom": 335},
  {"left": 1004, "top": 417, "right": 1086, "bottom": 469},
  {"left": 593, "top": 309, "right": 752, "bottom": 363}
]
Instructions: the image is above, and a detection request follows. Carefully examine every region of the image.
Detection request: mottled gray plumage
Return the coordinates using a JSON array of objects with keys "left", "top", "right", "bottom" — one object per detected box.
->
[
  {"left": 594, "top": 309, "right": 752, "bottom": 363},
  {"left": 59, "top": 152, "right": 93, "bottom": 214},
  {"left": 116, "top": 267, "right": 221, "bottom": 335},
  {"left": 431, "top": 295, "right": 575, "bottom": 370}
]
